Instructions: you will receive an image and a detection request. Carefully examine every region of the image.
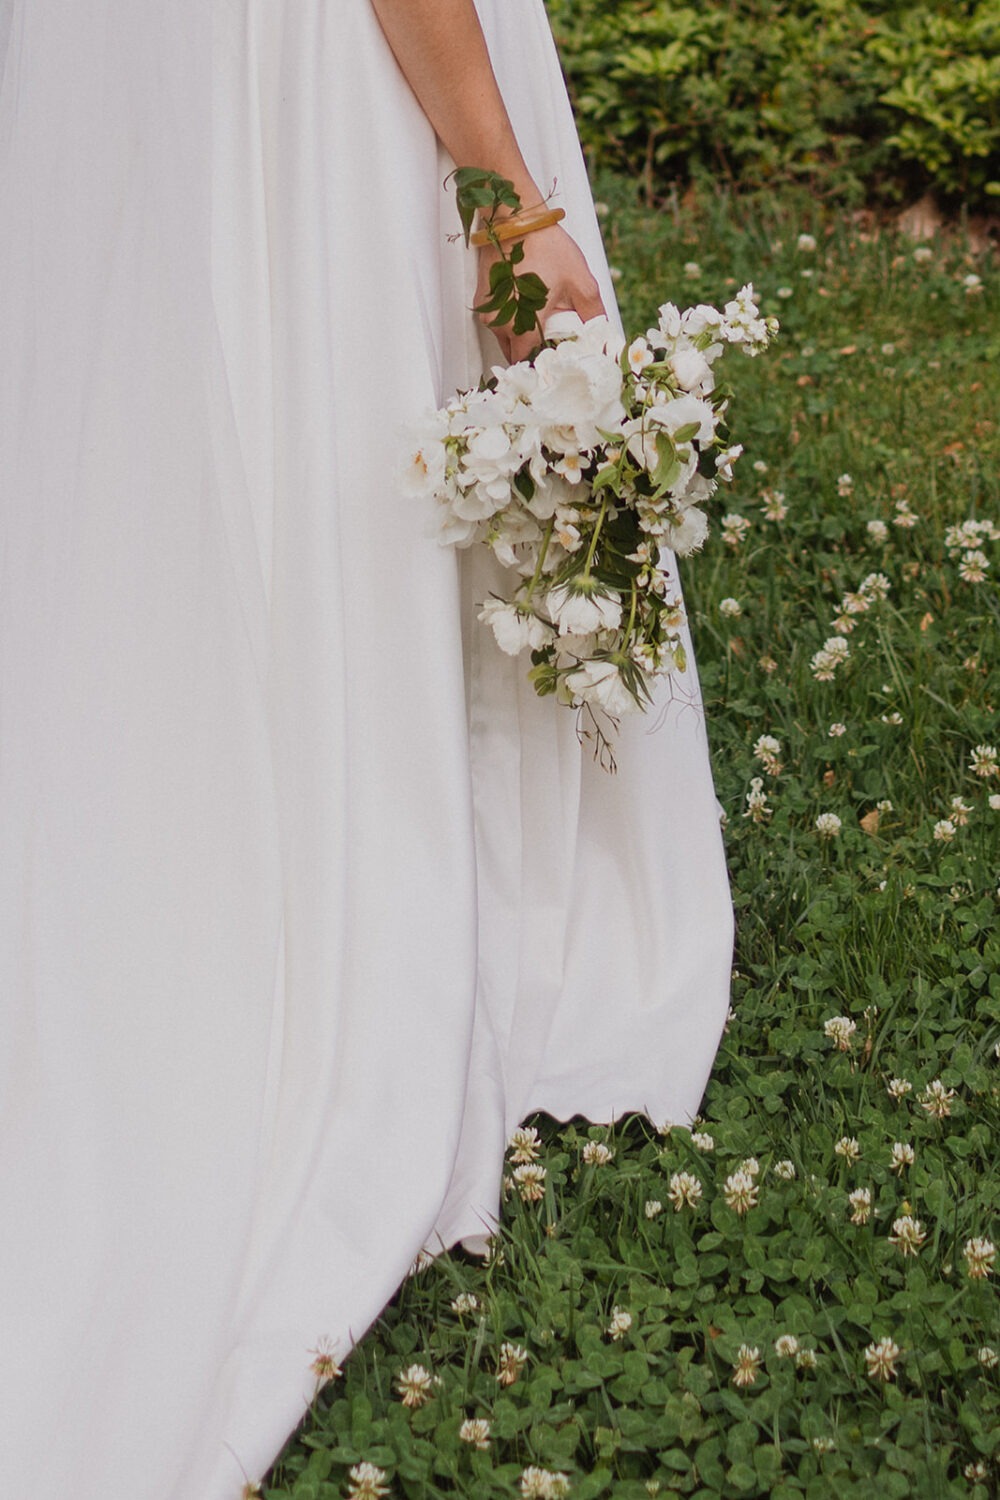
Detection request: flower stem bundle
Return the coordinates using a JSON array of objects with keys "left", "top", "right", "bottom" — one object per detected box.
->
[{"left": 403, "top": 172, "right": 779, "bottom": 769}]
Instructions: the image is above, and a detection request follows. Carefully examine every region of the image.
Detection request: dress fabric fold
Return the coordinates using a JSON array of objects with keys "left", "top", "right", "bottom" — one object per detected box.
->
[{"left": 0, "top": 1, "right": 733, "bottom": 1494}]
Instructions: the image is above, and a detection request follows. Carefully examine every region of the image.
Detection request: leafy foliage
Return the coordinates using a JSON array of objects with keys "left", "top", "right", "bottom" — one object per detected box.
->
[
  {"left": 542, "top": 0, "right": 1000, "bottom": 209},
  {"left": 261, "top": 182, "right": 999, "bottom": 1498}
]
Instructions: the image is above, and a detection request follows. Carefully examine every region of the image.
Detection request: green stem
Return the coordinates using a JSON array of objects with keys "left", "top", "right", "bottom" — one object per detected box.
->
[
  {"left": 625, "top": 578, "right": 638, "bottom": 640},
  {"left": 583, "top": 495, "right": 608, "bottom": 579},
  {"left": 523, "top": 516, "right": 556, "bottom": 604}
]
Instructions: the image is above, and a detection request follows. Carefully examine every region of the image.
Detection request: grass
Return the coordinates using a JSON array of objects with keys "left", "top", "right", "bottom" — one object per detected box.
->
[{"left": 261, "top": 178, "right": 1000, "bottom": 1500}]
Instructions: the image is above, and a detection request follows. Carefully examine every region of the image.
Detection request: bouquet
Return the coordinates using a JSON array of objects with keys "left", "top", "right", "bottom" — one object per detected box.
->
[{"left": 402, "top": 172, "right": 778, "bottom": 769}]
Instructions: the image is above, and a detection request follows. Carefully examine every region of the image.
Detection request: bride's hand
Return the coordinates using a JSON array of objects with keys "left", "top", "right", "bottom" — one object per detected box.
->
[{"left": 475, "top": 223, "right": 606, "bottom": 364}]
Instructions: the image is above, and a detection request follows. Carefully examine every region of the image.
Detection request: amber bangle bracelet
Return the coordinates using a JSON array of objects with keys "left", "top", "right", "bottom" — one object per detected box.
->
[{"left": 470, "top": 206, "right": 565, "bottom": 247}]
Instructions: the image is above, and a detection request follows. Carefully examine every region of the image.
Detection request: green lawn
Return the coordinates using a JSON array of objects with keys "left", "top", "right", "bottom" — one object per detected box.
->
[{"left": 262, "top": 179, "right": 1000, "bottom": 1500}]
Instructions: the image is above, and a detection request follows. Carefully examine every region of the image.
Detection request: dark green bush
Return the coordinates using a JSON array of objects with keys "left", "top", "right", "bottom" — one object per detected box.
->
[{"left": 544, "top": 0, "right": 1000, "bottom": 208}]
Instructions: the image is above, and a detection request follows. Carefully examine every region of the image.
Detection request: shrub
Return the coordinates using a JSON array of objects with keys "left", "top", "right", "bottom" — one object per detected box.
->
[{"left": 544, "top": 0, "right": 1000, "bottom": 208}]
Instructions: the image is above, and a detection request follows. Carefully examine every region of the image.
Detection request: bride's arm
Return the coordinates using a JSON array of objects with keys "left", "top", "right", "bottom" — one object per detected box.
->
[{"left": 370, "top": 0, "right": 605, "bottom": 360}]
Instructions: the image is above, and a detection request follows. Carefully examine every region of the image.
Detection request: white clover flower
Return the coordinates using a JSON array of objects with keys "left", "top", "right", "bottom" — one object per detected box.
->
[
  {"left": 396, "top": 1364, "right": 437, "bottom": 1408},
  {"left": 346, "top": 1462, "right": 391, "bottom": 1499},
  {"left": 759, "top": 487, "right": 788, "bottom": 521},
  {"left": 797, "top": 233, "right": 817, "bottom": 252},
  {"left": 959, "top": 550, "right": 989, "bottom": 583},
  {"left": 963, "top": 1237, "right": 996, "bottom": 1279},
  {"left": 795, "top": 1347, "right": 818, "bottom": 1370},
  {"left": 876, "top": 799, "right": 893, "bottom": 813},
  {"left": 752, "top": 458, "right": 769, "bottom": 473},
  {"left": 888, "top": 1215, "right": 926, "bottom": 1256},
  {"left": 949, "top": 796, "right": 973, "bottom": 826},
  {"left": 965, "top": 1462, "right": 989, "bottom": 1482},
  {"left": 520, "top": 1466, "right": 571, "bottom": 1499},
  {"left": 743, "top": 776, "right": 772, "bottom": 824},
  {"left": 512, "top": 1163, "right": 547, "bottom": 1202},
  {"left": 859, "top": 572, "right": 891, "bottom": 600},
  {"left": 866, "top": 519, "right": 889, "bottom": 544},
  {"left": 776, "top": 286, "right": 793, "bottom": 299},
  {"left": 582, "top": 1140, "right": 615, "bottom": 1165},
  {"left": 963, "top": 272, "right": 983, "bottom": 292},
  {"left": 723, "top": 1170, "right": 759, "bottom": 1216},
  {"left": 920, "top": 1078, "right": 957, "bottom": 1118},
  {"left": 834, "top": 1136, "right": 860, "bottom": 1162},
  {"left": 309, "top": 1336, "right": 343, "bottom": 1387},
  {"left": 731, "top": 1344, "right": 762, "bottom": 1386},
  {"left": 772, "top": 1159, "right": 796, "bottom": 1180},
  {"left": 824, "top": 1016, "right": 856, "bottom": 1050},
  {"left": 933, "top": 820, "right": 956, "bottom": 843},
  {"left": 989, "top": 794, "right": 1000, "bottom": 811},
  {"left": 837, "top": 473, "right": 854, "bottom": 496},
  {"left": 970, "top": 744, "right": 998, "bottom": 778},
  {"left": 775, "top": 1333, "right": 800, "bottom": 1357},
  {"left": 496, "top": 1342, "right": 529, "bottom": 1385},
  {"left": 848, "top": 1187, "right": 872, "bottom": 1224},
  {"left": 978, "top": 1346, "right": 999, "bottom": 1369},
  {"left": 881, "top": 711, "right": 903, "bottom": 726},
  {"left": 719, "top": 597, "right": 743, "bottom": 618},
  {"left": 691, "top": 1131, "right": 715, "bottom": 1151},
  {"left": 816, "top": 812, "right": 842, "bottom": 839},
  {"left": 459, "top": 1417, "right": 491, "bottom": 1449},
  {"left": 812, "top": 1436, "right": 836, "bottom": 1455},
  {"left": 606, "top": 1306, "right": 633, "bottom": 1340},
  {"left": 721, "top": 512, "right": 752, "bottom": 547},
  {"left": 752, "top": 733, "right": 783, "bottom": 775},
  {"left": 889, "top": 1142, "right": 915, "bottom": 1174},
  {"left": 644, "top": 1199, "right": 664, "bottom": 1219},
  {"left": 828, "top": 722, "right": 847, "bottom": 738},
  {"left": 893, "top": 498, "right": 918, "bottom": 528},
  {"left": 406, "top": 1248, "right": 436, "bottom": 1277},
  {"left": 810, "top": 636, "right": 850, "bottom": 680},
  {"left": 508, "top": 1126, "right": 542, "bottom": 1163},
  {"left": 864, "top": 1337, "right": 902, "bottom": 1380},
  {"left": 667, "top": 1170, "right": 703, "bottom": 1210},
  {"left": 887, "top": 1077, "right": 912, "bottom": 1099},
  {"left": 739, "top": 1157, "right": 761, "bottom": 1177},
  {"left": 451, "top": 1292, "right": 480, "bottom": 1316},
  {"left": 683, "top": 260, "right": 702, "bottom": 278},
  {"left": 912, "top": 245, "right": 933, "bottom": 263}
]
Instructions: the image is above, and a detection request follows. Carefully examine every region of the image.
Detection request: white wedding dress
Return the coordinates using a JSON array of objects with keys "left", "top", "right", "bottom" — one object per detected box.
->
[{"left": 0, "top": 2, "right": 733, "bottom": 1495}]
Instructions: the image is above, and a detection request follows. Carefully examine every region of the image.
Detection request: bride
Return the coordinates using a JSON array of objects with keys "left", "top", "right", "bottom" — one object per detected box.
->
[{"left": 0, "top": 0, "right": 733, "bottom": 1495}]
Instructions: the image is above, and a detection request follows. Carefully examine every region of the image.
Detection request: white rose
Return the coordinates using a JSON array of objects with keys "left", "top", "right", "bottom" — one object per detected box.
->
[
  {"left": 546, "top": 583, "right": 623, "bottom": 637},
  {"left": 565, "top": 659, "right": 639, "bottom": 717},
  {"left": 478, "top": 599, "right": 554, "bottom": 656},
  {"left": 680, "top": 304, "right": 724, "bottom": 338},
  {"left": 401, "top": 436, "right": 447, "bottom": 499},
  {"left": 667, "top": 346, "right": 715, "bottom": 395},
  {"left": 530, "top": 341, "right": 626, "bottom": 450},
  {"left": 523, "top": 471, "right": 576, "bottom": 521},
  {"left": 451, "top": 480, "right": 504, "bottom": 522},
  {"left": 661, "top": 505, "right": 709, "bottom": 555},
  {"left": 646, "top": 394, "right": 716, "bottom": 444}
]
